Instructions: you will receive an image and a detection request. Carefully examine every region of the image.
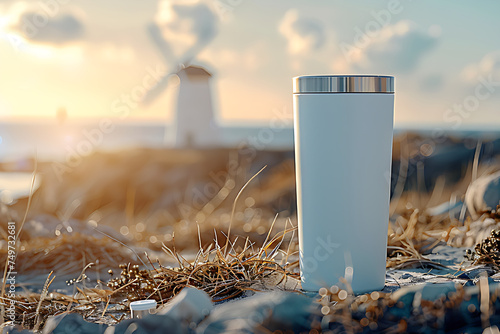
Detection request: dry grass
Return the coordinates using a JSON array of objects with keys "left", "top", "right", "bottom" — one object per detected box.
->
[
  {"left": 0, "top": 222, "right": 299, "bottom": 329},
  {"left": 1, "top": 137, "right": 500, "bottom": 330},
  {"left": 0, "top": 233, "right": 141, "bottom": 277},
  {"left": 317, "top": 276, "right": 500, "bottom": 332},
  {"left": 386, "top": 206, "right": 456, "bottom": 269},
  {"left": 107, "top": 223, "right": 298, "bottom": 304}
]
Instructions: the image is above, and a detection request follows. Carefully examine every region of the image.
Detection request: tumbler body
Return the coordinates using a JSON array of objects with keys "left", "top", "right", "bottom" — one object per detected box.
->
[{"left": 293, "top": 75, "right": 394, "bottom": 293}]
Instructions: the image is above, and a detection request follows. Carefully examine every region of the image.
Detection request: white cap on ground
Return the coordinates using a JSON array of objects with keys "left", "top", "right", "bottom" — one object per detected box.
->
[{"left": 130, "top": 300, "right": 157, "bottom": 311}]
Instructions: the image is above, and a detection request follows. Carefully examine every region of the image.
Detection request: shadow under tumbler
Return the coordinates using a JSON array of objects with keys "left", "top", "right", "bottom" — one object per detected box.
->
[{"left": 293, "top": 75, "right": 395, "bottom": 293}]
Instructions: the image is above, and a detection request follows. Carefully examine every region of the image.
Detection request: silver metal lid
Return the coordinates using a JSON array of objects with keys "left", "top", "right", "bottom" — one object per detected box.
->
[{"left": 293, "top": 75, "right": 394, "bottom": 94}]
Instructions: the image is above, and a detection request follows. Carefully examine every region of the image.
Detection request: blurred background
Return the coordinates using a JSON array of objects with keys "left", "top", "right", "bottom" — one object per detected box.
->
[
  {"left": 0, "top": 0, "right": 500, "bottom": 158},
  {"left": 1, "top": 0, "right": 500, "bottom": 291}
]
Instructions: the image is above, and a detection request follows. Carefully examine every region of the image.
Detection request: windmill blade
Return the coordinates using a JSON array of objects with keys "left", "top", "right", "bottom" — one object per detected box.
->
[
  {"left": 143, "top": 22, "right": 178, "bottom": 106},
  {"left": 148, "top": 21, "right": 213, "bottom": 68},
  {"left": 141, "top": 73, "right": 174, "bottom": 106},
  {"left": 147, "top": 22, "right": 176, "bottom": 65},
  {"left": 178, "top": 39, "right": 212, "bottom": 68},
  {"left": 144, "top": 21, "right": 213, "bottom": 106}
]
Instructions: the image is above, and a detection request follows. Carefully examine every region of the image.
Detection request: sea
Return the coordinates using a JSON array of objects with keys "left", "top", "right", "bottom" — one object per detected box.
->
[
  {"left": 1, "top": 120, "right": 500, "bottom": 162},
  {"left": 1, "top": 120, "right": 500, "bottom": 202},
  {"left": 0, "top": 120, "right": 296, "bottom": 162}
]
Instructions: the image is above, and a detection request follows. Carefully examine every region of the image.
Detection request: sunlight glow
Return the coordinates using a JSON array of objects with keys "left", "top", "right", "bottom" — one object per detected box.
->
[{"left": 64, "top": 134, "right": 74, "bottom": 144}]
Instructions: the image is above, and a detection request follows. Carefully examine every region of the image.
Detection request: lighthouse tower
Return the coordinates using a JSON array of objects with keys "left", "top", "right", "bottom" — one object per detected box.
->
[{"left": 174, "top": 66, "right": 220, "bottom": 148}]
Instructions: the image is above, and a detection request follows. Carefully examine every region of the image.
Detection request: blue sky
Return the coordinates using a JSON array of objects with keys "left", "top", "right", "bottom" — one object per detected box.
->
[{"left": 0, "top": 0, "right": 499, "bottom": 128}]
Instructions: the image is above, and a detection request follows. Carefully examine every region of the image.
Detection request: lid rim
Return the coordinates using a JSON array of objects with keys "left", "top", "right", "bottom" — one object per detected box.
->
[{"left": 293, "top": 75, "right": 395, "bottom": 94}]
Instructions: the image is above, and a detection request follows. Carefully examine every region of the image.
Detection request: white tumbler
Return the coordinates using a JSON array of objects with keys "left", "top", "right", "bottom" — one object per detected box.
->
[{"left": 293, "top": 75, "right": 395, "bottom": 294}]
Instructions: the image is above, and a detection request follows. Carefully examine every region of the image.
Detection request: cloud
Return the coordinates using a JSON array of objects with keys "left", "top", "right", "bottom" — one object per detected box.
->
[
  {"left": 279, "top": 9, "right": 326, "bottom": 55},
  {"left": 4, "top": 2, "right": 84, "bottom": 45},
  {"left": 461, "top": 51, "right": 500, "bottom": 83},
  {"left": 198, "top": 42, "right": 268, "bottom": 72},
  {"left": 419, "top": 73, "right": 444, "bottom": 93},
  {"left": 336, "top": 20, "right": 439, "bottom": 73},
  {"left": 154, "top": 0, "right": 218, "bottom": 64}
]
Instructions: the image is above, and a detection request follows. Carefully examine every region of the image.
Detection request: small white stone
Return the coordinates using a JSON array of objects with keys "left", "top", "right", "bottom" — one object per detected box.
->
[{"left": 157, "top": 287, "right": 213, "bottom": 324}]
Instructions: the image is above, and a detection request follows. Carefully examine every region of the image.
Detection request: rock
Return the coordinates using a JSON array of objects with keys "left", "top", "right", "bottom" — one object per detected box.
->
[
  {"left": 196, "top": 292, "right": 318, "bottom": 334},
  {"left": 113, "top": 314, "right": 183, "bottom": 334},
  {"left": 113, "top": 288, "right": 213, "bottom": 334},
  {"left": 390, "top": 282, "right": 457, "bottom": 318},
  {"left": 458, "top": 265, "right": 496, "bottom": 280},
  {"left": 42, "top": 313, "right": 107, "bottom": 334},
  {"left": 1, "top": 324, "right": 33, "bottom": 334},
  {"left": 156, "top": 287, "right": 213, "bottom": 325},
  {"left": 400, "top": 273, "right": 413, "bottom": 279},
  {"left": 465, "top": 170, "right": 500, "bottom": 219},
  {"left": 392, "top": 282, "right": 457, "bottom": 303},
  {"left": 42, "top": 312, "right": 185, "bottom": 334}
]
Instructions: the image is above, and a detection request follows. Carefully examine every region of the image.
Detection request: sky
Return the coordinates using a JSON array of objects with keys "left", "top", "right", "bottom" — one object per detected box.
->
[{"left": 0, "top": 0, "right": 500, "bottom": 128}]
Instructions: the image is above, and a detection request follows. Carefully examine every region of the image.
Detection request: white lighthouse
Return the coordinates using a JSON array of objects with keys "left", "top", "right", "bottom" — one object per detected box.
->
[{"left": 174, "top": 65, "right": 220, "bottom": 148}]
